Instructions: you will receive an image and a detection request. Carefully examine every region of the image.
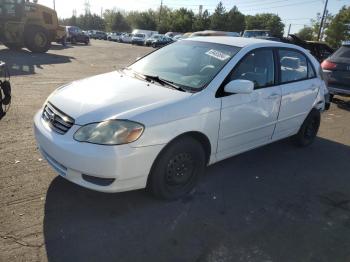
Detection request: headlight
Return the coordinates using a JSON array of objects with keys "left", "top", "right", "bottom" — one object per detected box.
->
[{"left": 74, "top": 120, "right": 144, "bottom": 145}]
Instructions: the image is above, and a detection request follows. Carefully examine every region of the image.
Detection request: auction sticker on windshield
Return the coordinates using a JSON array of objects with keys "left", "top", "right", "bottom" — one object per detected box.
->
[{"left": 205, "top": 49, "right": 231, "bottom": 61}]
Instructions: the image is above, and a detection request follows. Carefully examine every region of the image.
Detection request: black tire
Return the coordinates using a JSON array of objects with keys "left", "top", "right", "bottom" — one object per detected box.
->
[
  {"left": 84, "top": 39, "right": 89, "bottom": 45},
  {"left": 292, "top": 109, "right": 320, "bottom": 147},
  {"left": 329, "top": 94, "right": 334, "bottom": 102},
  {"left": 3, "top": 42, "right": 23, "bottom": 51},
  {"left": 152, "top": 43, "right": 157, "bottom": 48},
  {"left": 148, "top": 137, "right": 206, "bottom": 200},
  {"left": 71, "top": 37, "right": 77, "bottom": 45},
  {"left": 24, "top": 25, "right": 51, "bottom": 53}
]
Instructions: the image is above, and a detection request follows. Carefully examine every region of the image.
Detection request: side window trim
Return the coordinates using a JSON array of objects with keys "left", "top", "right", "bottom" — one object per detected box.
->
[
  {"left": 277, "top": 47, "right": 317, "bottom": 85},
  {"left": 216, "top": 47, "right": 276, "bottom": 98}
]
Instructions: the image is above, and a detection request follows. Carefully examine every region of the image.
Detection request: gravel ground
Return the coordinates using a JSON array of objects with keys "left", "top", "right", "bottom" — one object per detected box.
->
[{"left": 0, "top": 40, "right": 350, "bottom": 262}]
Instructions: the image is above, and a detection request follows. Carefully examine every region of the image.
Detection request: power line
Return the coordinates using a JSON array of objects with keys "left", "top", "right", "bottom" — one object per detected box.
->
[{"left": 238, "top": 0, "right": 321, "bottom": 12}]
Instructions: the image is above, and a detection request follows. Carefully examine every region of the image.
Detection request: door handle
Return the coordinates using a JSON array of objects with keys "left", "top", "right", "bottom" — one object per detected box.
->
[{"left": 267, "top": 93, "right": 280, "bottom": 99}]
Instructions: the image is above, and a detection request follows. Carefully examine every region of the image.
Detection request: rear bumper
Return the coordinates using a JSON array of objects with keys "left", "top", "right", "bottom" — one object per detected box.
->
[{"left": 327, "top": 86, "right": 350, "bottom": 96}]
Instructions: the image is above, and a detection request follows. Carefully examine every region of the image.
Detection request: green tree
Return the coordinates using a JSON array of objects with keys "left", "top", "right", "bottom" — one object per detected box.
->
[
  {"left": 297, "top": 26, "right": 315, "bottom": 41},
  {"left": 245, "top": 13, "right": 285, "bottom": 37},
  {"left": 157, "top": 6, "right": 173, "bottom": 33},
  {"left": 325, "top": 5, "right": 350, "bottom": 48},
  {"left": 225, "top": 6, "right": 245, "bottom": 32},
  {"left": 112, "top": 12, "right": 131, "bottom": 32},
  {"left": 170, "top": 8, "right": 194, "bottom": 32},
  {"left": 193, "top": 9, "right": 210, "bottom": 31},
  {"left": 310, "top": 12, "right": 333, "bottom": 41},
  {"left": 104, "top": 10, "right": 130, "bottom": 32},
  {"left": 210, "top": 1, "right": 227, "bottom": 30},
  {"left": 126, "top": 10, "right": 157, "bottom": 30}
]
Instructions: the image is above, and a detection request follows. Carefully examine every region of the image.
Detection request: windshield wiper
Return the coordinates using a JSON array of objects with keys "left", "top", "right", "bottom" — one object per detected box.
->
[
  {"left": 123, "top": 68, "right": 187, "bottom": 92},
  {"left": 143, "top": 74, "right": 186, "bottom": 92}
]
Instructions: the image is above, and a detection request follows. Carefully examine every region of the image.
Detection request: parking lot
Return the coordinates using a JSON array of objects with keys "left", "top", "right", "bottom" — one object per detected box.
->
[{"left": 1, "top": 40, "right": 350, "bottom": 262}]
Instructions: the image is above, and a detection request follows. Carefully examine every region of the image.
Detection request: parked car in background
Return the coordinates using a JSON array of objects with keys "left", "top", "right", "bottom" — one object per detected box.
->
[
  {"left": 190, "top": 31, "right": 240, "bottom": 37},
  {"left": 65, "top": 26, "right": 89, "bottom": 45},
  {"left": 287, "top": 34, "right": 334, "bottom": 62},
  {"left": 242, "top": 30, "right": 271, "bottom": 38},
  {"left": 34, "top": 37, "right": 329, "bottom": 200},
  {"left": 132, "top": 33, "right": 146, "bottom": 45},
  {"left": 165, "top": 32, "right": 182, "bottom": 38},
  {"left": 132, "top": 29, "right": 158, "bottom": 39},
  {"left": 322, "top": 41, "right": 350, "bottom": 99},
  {"left": 120, "top": 33, "right": 133, "bottom": 43},
  {"left": 108, "top": 32, "right": 122, "bottom": 42},
  {"left": 90, "top": 30, "right": 107, "bottom": 40},
  {"left": 172, "top": 35, "right": 184, "bottom": 41},
  {"left": 144, "top": 34, "right": 163, "bottom": 46},
  {"left": 151, "top": 36, "right": 173, "bottom": 48}
]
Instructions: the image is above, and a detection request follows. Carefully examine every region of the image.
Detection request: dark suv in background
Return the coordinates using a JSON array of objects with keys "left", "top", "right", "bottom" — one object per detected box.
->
[
  {"left": 66, "top": 26, "right": 89, "bottom": 45},
  {"left": 89, "top": 30, "right": 108, "bottom": 40},
  {"left": 322, "top": 42, "right": 350, "bottom": 98}
]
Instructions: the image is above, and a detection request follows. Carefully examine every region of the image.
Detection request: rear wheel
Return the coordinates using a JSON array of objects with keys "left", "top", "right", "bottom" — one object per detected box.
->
[
  {"left": 24, "top": 26, "right": 51, "bottom": 53},
  {"left": 292, "top": 109, "right": 320, "bottom": 147},
  {"left": 148, "top": 137, "right": 206, "bottom": 200}
]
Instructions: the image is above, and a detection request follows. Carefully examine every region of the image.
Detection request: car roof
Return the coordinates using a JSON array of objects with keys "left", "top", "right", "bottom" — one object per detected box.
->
[{"left": 184, "top": 36, "right": 287, "bottom": 48}]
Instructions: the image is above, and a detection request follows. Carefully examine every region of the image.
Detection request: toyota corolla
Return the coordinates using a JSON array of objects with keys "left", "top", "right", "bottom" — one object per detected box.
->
[{"left": 34, "top": 37, "right": 329, "bottom": 199}]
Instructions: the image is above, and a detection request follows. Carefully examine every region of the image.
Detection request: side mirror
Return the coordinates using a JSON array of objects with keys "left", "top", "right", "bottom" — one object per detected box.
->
[{"left": 224, "top": 79, "right": 254, "bottom": 94}]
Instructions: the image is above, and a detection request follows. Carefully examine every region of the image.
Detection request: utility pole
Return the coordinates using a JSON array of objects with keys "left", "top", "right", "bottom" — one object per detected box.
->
[
  {"left": 287, "top": 24, "right": 291, "bottom": 36},
  {"left": 317, "top": 0, "right": 328, "bottom": 41},
  {"left": 53, "top": 0, "right": 55, "bottom": 10},
  {"left": 159, "top": 0, "right": 163, "bottom": 24}
]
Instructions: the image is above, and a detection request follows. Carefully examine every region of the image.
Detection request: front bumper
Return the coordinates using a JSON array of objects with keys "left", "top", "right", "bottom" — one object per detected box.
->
[
  {"left": 132, "top": 40, "right": 145, "bottom": 45},
  {"left": 34, "top": 111, "right": 164, "bottom": 193}
]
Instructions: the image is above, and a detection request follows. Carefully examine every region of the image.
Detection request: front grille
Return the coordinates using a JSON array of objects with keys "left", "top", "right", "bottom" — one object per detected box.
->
[{"left": 42, "top": 103, "right": 74, "bottom": 134}]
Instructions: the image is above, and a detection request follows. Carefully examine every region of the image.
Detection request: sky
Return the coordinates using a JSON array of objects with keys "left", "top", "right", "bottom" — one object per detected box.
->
[{"left": 38, "top": 0, "right": 348, "bottom": 34}]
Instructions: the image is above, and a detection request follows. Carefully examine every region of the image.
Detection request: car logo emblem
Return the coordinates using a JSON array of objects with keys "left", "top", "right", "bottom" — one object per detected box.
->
[{"left": 48, "top": 112, "right": 55, "bottom": 123}]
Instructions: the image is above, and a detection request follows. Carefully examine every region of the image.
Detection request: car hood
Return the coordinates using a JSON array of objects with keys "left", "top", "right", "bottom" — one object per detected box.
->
[{"left": 48, "top": 71, "right": 191, "bottom": 125}]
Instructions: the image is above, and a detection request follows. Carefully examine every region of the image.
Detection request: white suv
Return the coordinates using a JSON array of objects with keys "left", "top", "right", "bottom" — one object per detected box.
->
[{"left": 34, "top": 37, "right": 329, "bottom": 199}]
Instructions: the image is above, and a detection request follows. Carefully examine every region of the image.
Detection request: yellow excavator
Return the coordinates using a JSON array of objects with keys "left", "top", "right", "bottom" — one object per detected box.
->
[{"left": 0, "top": 0, "right": 66, "bottom": 53}]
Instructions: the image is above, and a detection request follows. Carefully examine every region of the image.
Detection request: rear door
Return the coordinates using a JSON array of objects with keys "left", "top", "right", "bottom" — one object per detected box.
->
[{"left": 273, "top": 48, "right": 320, "bottom": 140}]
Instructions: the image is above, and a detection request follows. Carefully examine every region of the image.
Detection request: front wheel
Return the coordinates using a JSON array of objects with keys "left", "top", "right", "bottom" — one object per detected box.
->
[
  {"left": 24, "top": 26, "right": 51, "bottom": 53},
  {"left": 148, "top": 137, "right": 206, "bottom": 200},
  {"left": 292, "top": 109, "right": 320, "bottom": 147}
]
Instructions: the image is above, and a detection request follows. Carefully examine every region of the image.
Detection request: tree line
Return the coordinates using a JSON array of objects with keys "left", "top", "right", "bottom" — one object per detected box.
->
[
  {"left": 60, "top": 2, "right": 285, "bottom": 37},
  {"left": 60, "top": 2, "right": 350, "bottom": 47}
]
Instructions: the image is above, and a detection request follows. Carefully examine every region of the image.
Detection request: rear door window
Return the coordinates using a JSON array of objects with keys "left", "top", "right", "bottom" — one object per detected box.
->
[{"left": 278, "top": 49, "right": 308, "bottom": 83}]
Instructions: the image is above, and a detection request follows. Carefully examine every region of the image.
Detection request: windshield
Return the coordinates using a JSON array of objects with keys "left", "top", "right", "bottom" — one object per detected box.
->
[
  {"left": 128, "top": 40, "right": 240, "bottom": 91},
  {"left": 0, "top": 0, "right": 24, "bottom": 18},
  {"left": 135, "top": 34, "right": 145, "bottom": 38},
  {"left": 152, "top": 35, "right": 162, "bottom": 39}
]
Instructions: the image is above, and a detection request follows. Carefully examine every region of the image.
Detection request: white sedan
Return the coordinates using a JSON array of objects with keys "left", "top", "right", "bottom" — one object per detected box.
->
[{"left": 34, "top": 37, "right": 329, "bottom": 199}]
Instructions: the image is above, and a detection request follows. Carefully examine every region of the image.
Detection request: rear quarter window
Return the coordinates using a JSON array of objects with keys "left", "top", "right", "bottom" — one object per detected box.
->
[{"left": 332, "top": 46, "right": 350, "bottom": 59}]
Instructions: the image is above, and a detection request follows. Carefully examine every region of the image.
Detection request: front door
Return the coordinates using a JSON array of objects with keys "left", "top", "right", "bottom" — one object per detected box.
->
[{"left": 216, "top": 48, "right": 281, "bottom": 161}]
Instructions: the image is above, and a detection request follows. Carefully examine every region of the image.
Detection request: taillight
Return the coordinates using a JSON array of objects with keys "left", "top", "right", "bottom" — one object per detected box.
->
[{"left": 321, "top": 60, "right": 337, "bottom": 70}]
